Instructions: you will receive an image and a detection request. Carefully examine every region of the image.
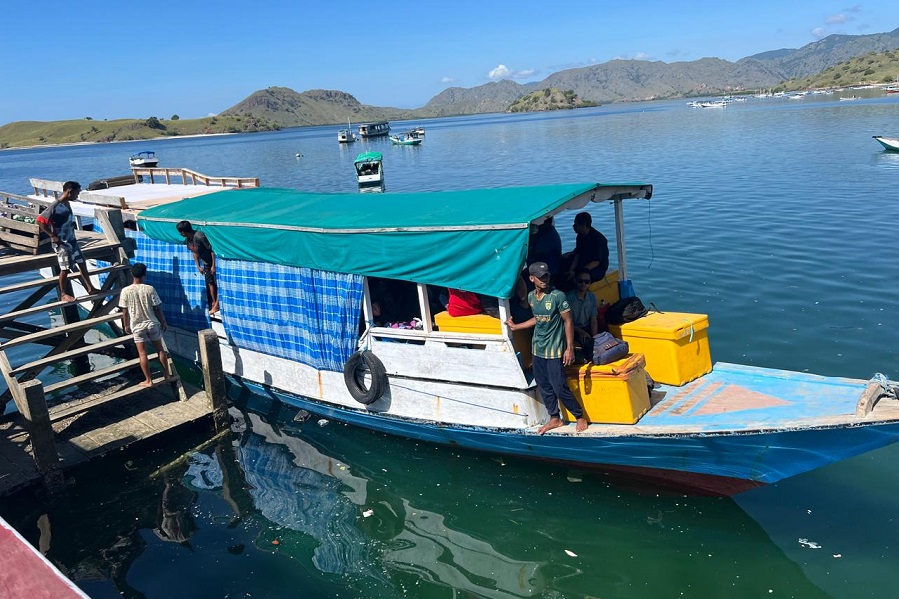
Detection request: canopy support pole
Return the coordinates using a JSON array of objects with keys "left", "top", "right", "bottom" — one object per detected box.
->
[{"left": 613, "top": 199, "right": 635, "bottom": 299}]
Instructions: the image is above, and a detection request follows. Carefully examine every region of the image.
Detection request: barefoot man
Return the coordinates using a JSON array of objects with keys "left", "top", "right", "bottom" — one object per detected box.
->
[
  {"left": 506, "top": 261, "right": 588, "bottom": 434},
  {"left": 119, "top": 263, "right": 170, "bottom": 387},
  {"left": 36, "top": 181, "right": 100, "bottom": 302}
]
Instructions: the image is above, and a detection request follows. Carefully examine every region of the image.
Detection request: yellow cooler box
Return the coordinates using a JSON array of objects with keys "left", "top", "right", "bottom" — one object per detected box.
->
[
  {"left": 561, "top": 353, "right": 651, "bottom": 424},
  {"left": 608, "top": 311, "right": 711, "bottom": 386}
]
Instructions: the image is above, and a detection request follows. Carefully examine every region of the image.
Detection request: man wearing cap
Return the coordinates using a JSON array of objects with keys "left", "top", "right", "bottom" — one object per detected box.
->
[{"left": 506, "top": 261, "right": 588, "bottom": 434}]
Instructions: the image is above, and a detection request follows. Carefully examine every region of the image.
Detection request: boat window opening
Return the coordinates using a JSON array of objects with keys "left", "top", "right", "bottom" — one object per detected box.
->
[{"left": 367, "top": 277, "right": 422, "bottom": 329}]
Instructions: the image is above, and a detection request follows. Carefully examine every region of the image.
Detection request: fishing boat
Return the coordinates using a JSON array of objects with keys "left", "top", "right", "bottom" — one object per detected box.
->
[
  {"left": 389, "top": 134, "right": 422, "bottom": 146},
  {"left": 353, "top": 152, "right": 383, "bottom": 185},
  {"left": 103, "top": 181, "right": 899, "bottom": 496},
  {"left": 406, "top": 127, "right": 425, "bottom": 138},
  {"left": 873, "top": 135, "right": 899, "bottom": 151},
  {"left": 338, "top": 121, "right": 357, "bottom": 143},
  {"left": 358, "top": 121, "right": 390, "bottom": 138},
  {"left": 128, "top": 151, "right": 158, "bottom": 168}
]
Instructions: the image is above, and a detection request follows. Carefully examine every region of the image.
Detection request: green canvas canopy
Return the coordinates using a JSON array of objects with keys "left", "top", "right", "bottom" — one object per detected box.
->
[
  {"left": 137, "top": 183, "right": 651, "bottom": 298},
  {"left": 354, "top": 152, "right": 382, "bottom": 163}
]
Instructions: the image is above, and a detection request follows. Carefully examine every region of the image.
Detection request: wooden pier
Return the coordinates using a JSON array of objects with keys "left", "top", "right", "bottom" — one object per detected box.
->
[{"left": 0, "top": 200, "right": 229, "bottom": 496}]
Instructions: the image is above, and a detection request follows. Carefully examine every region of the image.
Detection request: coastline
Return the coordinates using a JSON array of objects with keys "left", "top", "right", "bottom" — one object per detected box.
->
[{"left": 0, "top": 132, "right": 237, "bottom": 153}]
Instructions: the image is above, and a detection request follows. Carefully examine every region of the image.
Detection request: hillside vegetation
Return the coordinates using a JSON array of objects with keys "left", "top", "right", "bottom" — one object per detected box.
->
[
  {"left": 782, "top": 50, "right": 899, "bottom": 90},
  {"left": 508, "top": 88, "right": 598, "bottom": 112},
  {"left": 0, "top": 115, "right": 278, "bottom": 149}
]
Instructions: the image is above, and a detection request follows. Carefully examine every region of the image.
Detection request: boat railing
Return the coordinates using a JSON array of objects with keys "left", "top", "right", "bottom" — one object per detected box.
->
[{"left": 130, "top": 167, "right": 260, "bottom": 188}]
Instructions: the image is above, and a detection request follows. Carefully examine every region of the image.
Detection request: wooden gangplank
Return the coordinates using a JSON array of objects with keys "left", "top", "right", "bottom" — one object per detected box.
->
[{"left": 0, "top": 208, "right": 227, "bottom": 495}]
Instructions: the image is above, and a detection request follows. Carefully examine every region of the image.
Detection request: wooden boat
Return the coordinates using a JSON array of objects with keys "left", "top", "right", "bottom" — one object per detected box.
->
[
  {"left": 128, "top": 151, "right": 158, "bottom": 168},
  {"left": 353, "top": 152, "right": 383, "bottom": 185},
  {"left": 389, "top": 135, "right": 422, "bottom": 146},
  {"left": 358, "top": 121, "right": 390, "bottom": 138},
  {"left": 115, "top": 181, "right": 899, "bottom": 496},
  {"left": 338, "top": 122, "right": 356, "bottom": 143},
  {"left": 873, "top": 135, "right": 899, "bottom": 151}
]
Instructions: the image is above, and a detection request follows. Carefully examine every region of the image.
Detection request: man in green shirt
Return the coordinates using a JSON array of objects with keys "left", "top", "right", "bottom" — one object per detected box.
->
[{"left": 506, "top": 262, "right": 588, "bottom": 434}]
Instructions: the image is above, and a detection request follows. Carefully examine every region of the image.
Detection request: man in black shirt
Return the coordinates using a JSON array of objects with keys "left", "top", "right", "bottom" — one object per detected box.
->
[{"left": 558, "top": 212, "right": 609, "bottom": 291}]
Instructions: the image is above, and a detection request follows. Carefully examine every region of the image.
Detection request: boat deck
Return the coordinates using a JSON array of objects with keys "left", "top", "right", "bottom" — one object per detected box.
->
[
  {"left": 84, "top": 183, "right": 227, "bottom": 209},
  {"left": 546, "top": 362, "right": 899, "bottom": 437}
]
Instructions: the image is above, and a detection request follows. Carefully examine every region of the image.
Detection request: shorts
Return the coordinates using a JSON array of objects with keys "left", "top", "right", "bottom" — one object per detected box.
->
[
  {"left": 133, "top": 322, "right": 162, "bottom": 344},
  {"left": 53, "top": 241, "right": 86, "bottom": 272}
]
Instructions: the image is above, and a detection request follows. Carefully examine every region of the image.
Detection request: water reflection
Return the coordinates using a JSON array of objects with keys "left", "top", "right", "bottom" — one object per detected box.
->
[{"left": 0, "top": 395, "right": 854, "bottom": 599}]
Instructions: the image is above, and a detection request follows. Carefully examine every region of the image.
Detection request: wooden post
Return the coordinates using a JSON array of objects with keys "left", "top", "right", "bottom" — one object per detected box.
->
[
  {"left": 19, "top": 380, "right": 65, "bottom": 492},
  {"left": 198, "top": 329, "right": 229, "bottom": 431}
]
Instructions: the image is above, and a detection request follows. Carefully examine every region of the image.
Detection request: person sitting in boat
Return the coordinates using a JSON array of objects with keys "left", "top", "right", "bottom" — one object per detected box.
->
[
  {"left": 528, "top": 216, "right": 562, "bottom": 276},
  {"left": 505, "top": 262, "right": 588, "bottom": 435},
  {"left": 558, "top": 212, "right": 609, "bottom": 292},
  {"left": 565, "top": 270, "right": 599, "bottom": 361},
  {"left": 36, "top": 180, "right": 101, "bottom": 302},
  {"left": 176, "top": 220, "right": 219, "bottom": 315}
]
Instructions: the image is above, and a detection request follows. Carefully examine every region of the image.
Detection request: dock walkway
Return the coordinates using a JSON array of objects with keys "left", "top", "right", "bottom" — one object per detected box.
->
[{"left": 0, "top": 202, "right": 229, "bottom": 496}]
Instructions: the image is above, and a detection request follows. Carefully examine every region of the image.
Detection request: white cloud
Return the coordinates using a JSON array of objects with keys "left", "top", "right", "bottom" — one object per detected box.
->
[
  {"left": 440, "top": 76, "right": 455, "bottom": 84},
  {"left": 488, "top": 64, "right": 512, "bottom": 79},
  {"left": 487, "top": 64, "right": 538, "bottom": 80},
  {"left": 825, "top": 13, "right": 848, "bottom": 25},
  {"left": 612, "top": 52, "right": 653, "bottom": 61},
  {"left": 811, "top": 27, "right": 827, "bottom": 38}
]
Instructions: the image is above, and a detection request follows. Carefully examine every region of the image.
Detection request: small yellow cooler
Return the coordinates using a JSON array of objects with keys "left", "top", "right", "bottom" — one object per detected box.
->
[
  {"left": 561, "top": 353, "right": 650, "bottom": 424},
  {"left": 608, "top": 312, "right": 712, "bottom": 386}
]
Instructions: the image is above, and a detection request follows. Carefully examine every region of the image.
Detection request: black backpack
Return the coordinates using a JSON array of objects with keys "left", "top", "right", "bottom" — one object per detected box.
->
[{"left": 605, "top": 296, "right": 648, "bottom": 325}]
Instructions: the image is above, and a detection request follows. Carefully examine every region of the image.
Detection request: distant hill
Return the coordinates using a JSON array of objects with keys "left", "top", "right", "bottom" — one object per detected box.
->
[
  {"left": 781, "top": 49, "right": 899, "bottom": 90},
  {"left": 0, "top": 115, "right": 278, "bottom": 150},
  {"left": 508, "top": 88, "right": 598, "bottom": 112},
  {"left": 5, "top": 26, "right": 899, "bottom": 148},
  {"left": 220, "top": 87, "right": 414, "bottom": 127}
]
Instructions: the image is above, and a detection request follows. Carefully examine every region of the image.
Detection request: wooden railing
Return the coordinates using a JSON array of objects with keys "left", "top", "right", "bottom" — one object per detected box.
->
[{"left": 130, "top": 167, "right": 260, "bottom": 188}]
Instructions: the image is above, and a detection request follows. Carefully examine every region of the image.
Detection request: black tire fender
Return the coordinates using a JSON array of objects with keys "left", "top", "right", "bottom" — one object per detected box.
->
[{"left": 343, "top": 350, "right": 388, "bottom": 405}]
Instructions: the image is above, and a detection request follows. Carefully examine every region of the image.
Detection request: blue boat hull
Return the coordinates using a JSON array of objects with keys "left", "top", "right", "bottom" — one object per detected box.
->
[{"left": 227, "top": 376, "right": 899, "bottom": 496}]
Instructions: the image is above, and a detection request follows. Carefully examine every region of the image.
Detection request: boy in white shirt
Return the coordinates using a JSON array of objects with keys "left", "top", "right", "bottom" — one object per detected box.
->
[{"left": 119, "top": 263, "right": 169, "bottom": 387}]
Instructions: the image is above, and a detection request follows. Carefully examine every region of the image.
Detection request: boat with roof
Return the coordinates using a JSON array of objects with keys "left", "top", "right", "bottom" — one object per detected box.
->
[
  {"left": 128, "top": 150, "right": 158, "bottom": 168},
  {"left": 17, "top": 170, "right": 899, "bottom": 495},
  {"left": 107, "top": 180, "right": 899, "bottom": 495},
  {"left": 353, "top": 152, "right": 384, "bottom": 185},
  {"left": 358, "top": 121, "right": 390, "bottom": 138}
]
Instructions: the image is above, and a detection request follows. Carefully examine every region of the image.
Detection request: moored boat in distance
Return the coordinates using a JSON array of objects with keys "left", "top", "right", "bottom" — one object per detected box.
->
[
  {"left": 873, "top": 135, "right": 899, "bottom": 151},
  {"left": 389, "top": 134, "right": 422, "bottom": 146},
  {"left": 337, "top": 128, "right": 356, "bottom": 143},
  {"left": 358, "top": 121, "right": 390, "bottom": 138},
  {"left": 353, "top": 152, "right": 383, "bottom": 185},
  {"left": 113, "top": 180, "right": 899, "bottom": 496},
  {"left": 128, "top": 150, "right": 158, "bottom": 168}
]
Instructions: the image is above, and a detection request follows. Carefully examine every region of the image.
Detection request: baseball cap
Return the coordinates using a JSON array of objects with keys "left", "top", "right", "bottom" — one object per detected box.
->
[{"left": 528, "top": 262, "right": 551, "bottom": 278}]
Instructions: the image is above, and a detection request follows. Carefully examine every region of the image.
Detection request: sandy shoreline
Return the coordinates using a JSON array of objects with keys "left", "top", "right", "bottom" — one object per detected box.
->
[{"left": 0, "top": 132, "right": 237, "bottom": 152}]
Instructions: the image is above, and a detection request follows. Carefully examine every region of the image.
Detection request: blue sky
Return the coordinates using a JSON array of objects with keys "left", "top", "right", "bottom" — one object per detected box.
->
[{"left": 2, "top": 1, "right": 897, "bottom": 124}]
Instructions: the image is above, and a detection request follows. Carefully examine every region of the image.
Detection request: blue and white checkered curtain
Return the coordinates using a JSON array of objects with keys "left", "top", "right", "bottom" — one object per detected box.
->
[
  {"left": 218, "top": 261, "right": 363, "bottom": 372},
  {"left": 134, "top": 231, "right": 211, "bottom": 331}
]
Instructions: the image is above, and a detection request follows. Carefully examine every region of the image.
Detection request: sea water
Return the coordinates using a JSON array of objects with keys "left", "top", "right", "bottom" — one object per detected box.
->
[{"left": 1, "top": 94, "right": 899, "bottom": 598}]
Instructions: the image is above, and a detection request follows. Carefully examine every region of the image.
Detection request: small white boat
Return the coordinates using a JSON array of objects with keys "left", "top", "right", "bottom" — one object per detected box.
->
[
  {"left": 338, "top": 123, "right": 357, "bottom": 143},
  {"left": 389, "top": 135, "right": 423, "bottom": 146},
  {"left": 129, "top": 151, "right": 158, "bottom": 168},
  {"left": 839, "top": 95, "right": 860, "bottom": 101},
  {"left": 873, "top": 136, "right": 899, "bottom": 151},
  {"left": 406, "top": 127, "right": 425, "bottom": 138},
  {"left": 354, "top": 152, "right": 383, "bottom": 185}
]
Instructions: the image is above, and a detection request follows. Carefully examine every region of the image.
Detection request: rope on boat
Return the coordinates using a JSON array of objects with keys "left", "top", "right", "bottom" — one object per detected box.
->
[{"left": 871, "top": 373, "right": 899, "bottom": 401}]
